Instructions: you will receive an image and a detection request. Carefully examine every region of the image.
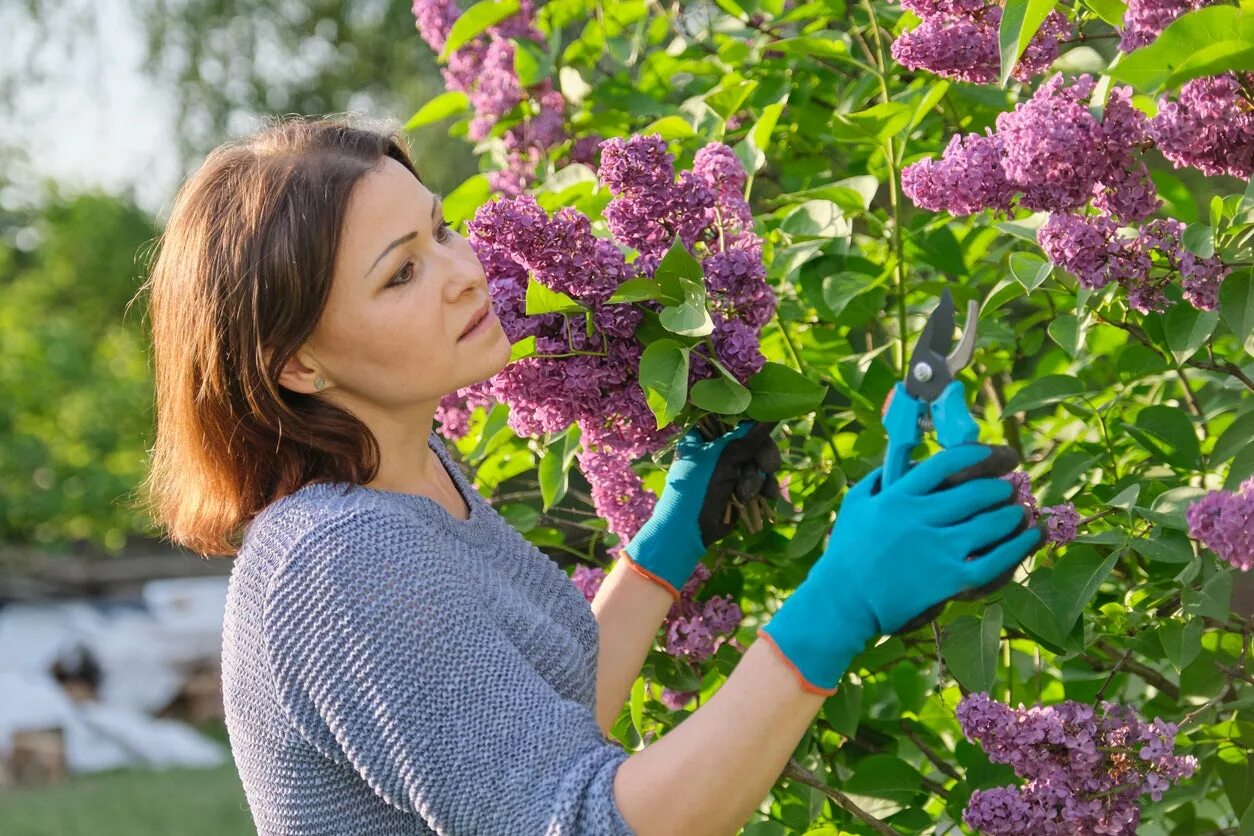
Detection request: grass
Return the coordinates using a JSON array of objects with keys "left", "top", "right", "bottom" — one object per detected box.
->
[{"left": 0, "top": 719, "right": 255, "bottom": 836}]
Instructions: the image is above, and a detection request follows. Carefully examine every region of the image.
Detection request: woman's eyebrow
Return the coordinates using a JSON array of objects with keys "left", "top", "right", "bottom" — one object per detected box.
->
[{"left": 364, "top": 193, "right": 445, "bottom": 280}]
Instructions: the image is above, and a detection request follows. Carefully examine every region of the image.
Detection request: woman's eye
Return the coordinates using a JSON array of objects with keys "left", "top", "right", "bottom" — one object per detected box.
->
[
  {"left": 437, "top": 218, "right": 454, "bottom": 242},
  {"left": 387, "top": 258, "right": 415, "bottom": 288}
]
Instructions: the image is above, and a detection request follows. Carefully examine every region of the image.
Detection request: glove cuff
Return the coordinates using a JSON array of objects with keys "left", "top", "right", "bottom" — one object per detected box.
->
[
  {"left": 757, "top": 572, "right": 876, "bottom": 693},
  {"left": 618, "top": 550, "right": 682, "bottom": 604}
]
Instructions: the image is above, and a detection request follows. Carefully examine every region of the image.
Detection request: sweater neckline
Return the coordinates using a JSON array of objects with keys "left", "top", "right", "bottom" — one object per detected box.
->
[{"left": 336, "top": 431, "right": 496, "bottom": 547}]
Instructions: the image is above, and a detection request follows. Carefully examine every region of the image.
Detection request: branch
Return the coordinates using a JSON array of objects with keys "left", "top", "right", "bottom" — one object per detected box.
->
[
  {"left": 781, "top": 759, "right": 898, "bottom": 835},
  {"left": 901, "top": 720, "right": 963, "bottom": 782},
  {"left": 1092, "top": 312, "right": 1254, "bottom": 394}
]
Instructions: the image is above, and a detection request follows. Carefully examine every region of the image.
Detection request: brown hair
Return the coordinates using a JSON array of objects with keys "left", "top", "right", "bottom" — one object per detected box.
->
[{"left": 132, "top": 114, "right": 426, "bottom": 558}]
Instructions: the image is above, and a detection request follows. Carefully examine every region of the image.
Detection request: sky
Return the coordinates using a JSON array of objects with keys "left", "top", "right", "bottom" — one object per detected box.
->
[{"left": 0, "top": 0, "right": 185, "bottom": 218}]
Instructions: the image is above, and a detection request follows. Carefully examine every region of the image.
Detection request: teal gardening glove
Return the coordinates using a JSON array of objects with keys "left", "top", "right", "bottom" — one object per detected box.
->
[
  {"left": 757, "top": 443, "right": 1048, "bottom": 695},
  {"left": 623, "top": 420, "right": 782, "bottom": 602}
]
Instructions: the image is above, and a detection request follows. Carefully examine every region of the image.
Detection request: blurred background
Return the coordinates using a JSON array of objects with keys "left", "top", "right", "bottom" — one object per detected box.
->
[{"left": 0, "top": 1, "right": 479, "bottom": 830}]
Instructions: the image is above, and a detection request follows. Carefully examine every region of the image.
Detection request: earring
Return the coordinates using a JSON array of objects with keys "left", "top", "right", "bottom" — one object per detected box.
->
[{"left": 314, "top": 377, "right": 325, "bottom": 391}]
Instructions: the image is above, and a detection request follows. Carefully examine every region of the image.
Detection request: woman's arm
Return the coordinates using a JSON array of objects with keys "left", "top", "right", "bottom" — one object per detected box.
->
[{"left": 590, "top": 553, "right": 677, "bottom": 738}]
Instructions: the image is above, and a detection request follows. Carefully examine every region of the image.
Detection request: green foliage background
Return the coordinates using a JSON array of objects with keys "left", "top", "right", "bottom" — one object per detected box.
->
[{"left": 1, "top": 0, "right": 1251, "bottom": 832}]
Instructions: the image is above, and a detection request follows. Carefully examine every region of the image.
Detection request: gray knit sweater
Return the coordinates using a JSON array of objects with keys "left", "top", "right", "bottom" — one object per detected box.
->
[{"left": 221, "top": 430, "right": 636, "bottom": 835}]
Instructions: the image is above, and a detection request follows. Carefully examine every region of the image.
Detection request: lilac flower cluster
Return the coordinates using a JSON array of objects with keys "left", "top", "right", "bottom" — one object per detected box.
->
[
  {"left": 1003, "top": 471, "right": 1080, "bottom": 545},
  {"left": 957, "top": 692, "right": 1199, "bottom": 834},
  {"left": 1186, "top": 475, "right": 1254, "bottom": 571},
  {"left": 569, "top": 561, "right": 743, "bottom": 708},
  {"left": 1037, "top": 214, "right": 1229, "bottom": 313},
  {"left": 1150, "top": 74, "right": 1254, "bottom": 181},
  {"left": 891, "top": 0, "right": 1070, "bottom": 84},
  {"left": 436, "top": 135, "right": 775, "bottom": 549},
  {"left": 903, "top": 75, "right": 1156, "bottom": 223},
  {"left": 411, "top": 0, "right": 599, "bottom": 196},
  {"left": 1118, "top": 0, "right": 1212, "bottom": 52}
]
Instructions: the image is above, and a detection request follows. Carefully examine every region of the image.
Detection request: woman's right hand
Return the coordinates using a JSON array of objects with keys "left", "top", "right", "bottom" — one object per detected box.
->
[{"left": 756, "top": 443, "right": 1047, "bottom": 695}]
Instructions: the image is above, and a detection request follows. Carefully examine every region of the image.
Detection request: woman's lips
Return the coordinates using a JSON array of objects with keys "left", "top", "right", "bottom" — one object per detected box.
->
[{"left": 458, "top": 307, "right": 496, "bottom": 341}]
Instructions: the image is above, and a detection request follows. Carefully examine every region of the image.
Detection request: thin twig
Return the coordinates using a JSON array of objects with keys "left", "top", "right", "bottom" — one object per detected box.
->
[
  {"left": 1093, "top": 647, "right": 1133, "bottom": 704},
  {"left": 900, "top": 720, "right": 963, "bottom": 782},
  {"left": 781, "top": 759, "right": 897, "bottom": 835}
]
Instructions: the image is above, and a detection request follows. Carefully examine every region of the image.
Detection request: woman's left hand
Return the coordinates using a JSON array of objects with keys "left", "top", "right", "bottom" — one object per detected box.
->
[{"left": 621, "top": 419, "right": 782, "bottom": 600}]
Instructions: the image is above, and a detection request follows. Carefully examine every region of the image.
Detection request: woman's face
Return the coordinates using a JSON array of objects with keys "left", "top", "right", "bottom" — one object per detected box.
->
[{"left": 292, "top": 157, "right": 510, "bottom": 413}]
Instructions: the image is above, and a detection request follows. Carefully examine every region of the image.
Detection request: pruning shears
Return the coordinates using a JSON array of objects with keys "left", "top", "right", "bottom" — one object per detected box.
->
[{"left": 880, "top": 288, "right": 981, "bottom": 489}]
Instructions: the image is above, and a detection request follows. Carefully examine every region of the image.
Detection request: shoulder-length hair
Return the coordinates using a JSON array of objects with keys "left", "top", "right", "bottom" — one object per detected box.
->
[{"left": 133, "top": 115, "right": 426, "bottom": 558}]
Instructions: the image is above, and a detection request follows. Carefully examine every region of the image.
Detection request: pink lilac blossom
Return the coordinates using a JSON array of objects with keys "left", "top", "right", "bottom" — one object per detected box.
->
[
  {"left": 411, "top": 0, "right": 592, "bottom": 197},
  {"left": 1150, "top": 74, "right": 1254, "bottom": 181},
  {"left": 958, "top": 692, "right": 1198, "bottom": 835},
  {"left": 902, "top": 75, "right": 1156, "bottom": 225},
  {"left": 1186, "top": 475, "right": 1254, "bottom": 571},
  {"left": 568, "top": 561, "right": 743, "bottom": 699},
  {"left": 1119, "top": 0, "right": 1211, "bottom": 52},
  {"left": 1003, "top": 471, "right": 1080, "bottom": 545},
  {"left": 1036, "top": 213, "right": 1228, "bottom": 313},
  {"left": 891, "top": 2, "right": 1070, "bottom": 85},
  {"left": 445, "top": 135, "right": 775, "bottom": 547}
]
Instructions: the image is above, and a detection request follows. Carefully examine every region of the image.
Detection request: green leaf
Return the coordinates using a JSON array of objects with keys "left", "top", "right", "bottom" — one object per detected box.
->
[
  {"left": 1183, "top": 569, "right": 1233, "bottom": 620},
  {"left": 1002, "top": 375, "right": 1086, "bottom": 414},
  {"left": 1050, "top": 546, "right": 1118, "bottom": 634},
  {"left": 740, "top": 98, "right": 788, "bottom": 174},
  {"left": 511, "top": 37, "right": 552, "bottom": 88},
  {"left": 1137, "top": 485, "right": 1209, "bottom": 529},
  {"left": 1110, "top": 5, "right": 1254, "bottom": 92},
  {"left": 1216, "top": 411, "right": 1254, "bottom": 464},
  {"left": 940, "top": 606, "right": 1003, "bottom": 693},
  {"left": 767, "top": 33, "right": 855, "bottom": 61},
  {"left": 907, "top": 80, "right": 951, "bottom": 132},
  {"left": 1182, "top": 223, "right": 1215, "bottom": 258},
  {"left": 1163, "top": 302, "right": 1219, "bottom": 363},
  {"left": 1131, "top": 404, "right": 1202, "bottom": 469},
  {"left": 440, "top": 0, "right": 522, "bottom": 61},
  {"left": 1159, "top": 618, "right": 1204, "bottom": 671},
  {"left": 1220, "top": 268, "right": 1254, "bottom": 349},
  {"left": 779, "top": 200, "right": 851, "bottom": 239},
  {"left": 1228, "top": 443, "right": 1254, "bottom": 490},
  {"left": 607, "top": 277, "right": 665, "bottom": 304},
  {"left": 746, "top": 362, "right": 828, "bottom": 422},
  {"left": 629, "top": 676, "right": 646, "bottom": 735},
  {"left": 525, "top": 276, "right": 584, "bottom": 315},
  {"left": 508, "top": 335, "right": 537, "bottom": 362},
  {"left": 1131, "top": 527, "right": 1196, "bottom": 563},
  {"left": 642, "top": 115, "right": 697, "bottom": 141},
  {"left": 442, "top": 173, "right": 492, "bottom": 226},
  {"left": 821, "top": 682, "right": 862, "bottom": 737},
  {"left": 404, "top": 91, "right": 471, "bottom": 130},
  {"left": 1079, "top": 0, "right": 1128, "bottom": 27},
  {"left": 1010, "top": 252, "right": 1052, "bottom": 290},
  {"left": 1048, "top": 314, "right": 1086, "bottom": 358},
  {"left": 1001, "top": 571, "right": 1065, "bottom": 647},
  {"left": 833, "top": 102, "right": 913, "bottom": 142},
  {"left": 659, "top": 288, "right": 714, "bottom": 337},
  {"left": 844, "top": 755, "right": 925, "bottom": 804},
  {"left": 638, "top": 339, "right": 690, "bottom": 429},
  {"left": 690, "top": 375, "right": 752, "bottom": 414},
  {"left": 538, "top": 424, "right": 580, "bottom": 511},
  {"left": 999, "top": 0, "right": 1061, "bottom": 87},
  {"left": 653, "top": 234, "right": 702, "bottom": 304}
]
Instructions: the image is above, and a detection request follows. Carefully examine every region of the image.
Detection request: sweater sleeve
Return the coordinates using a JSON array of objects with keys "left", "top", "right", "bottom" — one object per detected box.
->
[{"left": 262, "top": 509, "right": 636, "bottom": 835}]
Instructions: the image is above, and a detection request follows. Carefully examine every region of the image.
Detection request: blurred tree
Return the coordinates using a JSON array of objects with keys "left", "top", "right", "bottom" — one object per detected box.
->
[{"left": 5, "top": 0, "right": 477, "bottom": 196}]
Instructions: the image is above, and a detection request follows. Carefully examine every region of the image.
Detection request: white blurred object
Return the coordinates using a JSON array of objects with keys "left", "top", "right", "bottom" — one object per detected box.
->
[{"left": 0, "top": 575, "right": 231, "bottom": 774}]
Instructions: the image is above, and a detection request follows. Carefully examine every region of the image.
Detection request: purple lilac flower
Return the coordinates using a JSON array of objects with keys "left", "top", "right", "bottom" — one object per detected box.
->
[
  {"left": 901, "top": 131, "right": 1014, "bottom": 215},
  {"left": 1002, "top": 470, "right": 1081, "bottom": 545},
  {"left": 890, "top": 2, "right": 1070, "bottom": 84},
  {"left": 1119, "top": 0, "right": 1212, "bottom": 52},
  {"left": 957, "top": 692, "right": 1198, "bottom": 834},
  {"left": 434, "top": 382, "right": 496, "bottom": 440},
  {"left": 1150, "top": 74, "right": 1254, "bottom": 181},
  {"left": 1186, "top": 475, "right": 1254, "bottom": 571},
  {"left": 570, "top": 563, "right": 607, "bottom": 602}
]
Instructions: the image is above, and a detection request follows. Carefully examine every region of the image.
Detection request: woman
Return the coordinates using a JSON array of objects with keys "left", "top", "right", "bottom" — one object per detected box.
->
[{"left": 136, "top": 115, "right": 1045, "bottom": 835}]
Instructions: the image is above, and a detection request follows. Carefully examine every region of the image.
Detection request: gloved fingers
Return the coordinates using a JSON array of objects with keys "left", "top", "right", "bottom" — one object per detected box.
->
[
  {"left": 959, "top": 524, "right": 1047, "bottom": 589},
  {"left": 949, "top": 503, "right": 1030, "bottom": 559},
  {"left": 760, "top": 472, "right": 782, "bottom": 500},
  {"left": 894, "top": 443, "right": 997, "bottom": 496},
  {"left": 967, "top": 502, "right": 1032, "bottom": 557},
  {"left": 936, "top": 444, "right": 1021, "bottom": 490},
  {"left": 734, "top": 465, "right": 767, "bottom": 502},
  {"left": 754, "top": 441, "right": 782, "bottom": 474},
  {"left": 923, "top": 477, "right": 1016, "bottom": 527},
  {"left": 717, "top": 420, "right": 780, "bottom": 467}
]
